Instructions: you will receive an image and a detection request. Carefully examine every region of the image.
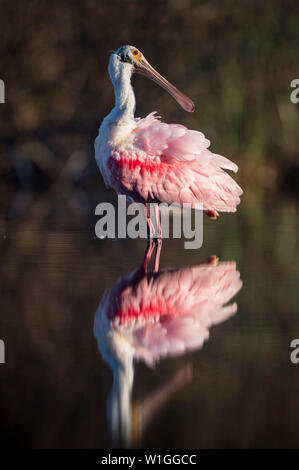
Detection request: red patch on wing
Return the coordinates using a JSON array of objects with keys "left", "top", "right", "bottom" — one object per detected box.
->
[
  {"left": 109, "top": 299, "right": 175, "bottom": 324},
  {"left": 108, "top": 153, "right": 172, "bottom": 178}
]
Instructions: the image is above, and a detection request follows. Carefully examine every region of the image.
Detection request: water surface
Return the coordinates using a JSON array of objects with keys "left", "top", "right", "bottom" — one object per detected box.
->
[{"left": 0, "top": 196, "right": 298, "bottom": 449}]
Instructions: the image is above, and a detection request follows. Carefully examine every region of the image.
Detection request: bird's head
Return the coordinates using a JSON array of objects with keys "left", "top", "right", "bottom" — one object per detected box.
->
[{"left": 110, "top": 45, "right": 194, "bottom": 112}]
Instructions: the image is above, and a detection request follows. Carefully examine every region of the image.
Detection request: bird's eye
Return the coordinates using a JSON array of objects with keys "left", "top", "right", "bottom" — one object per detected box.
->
[{"left": 133, "top": 50, "right": 139, "bottom": 56}]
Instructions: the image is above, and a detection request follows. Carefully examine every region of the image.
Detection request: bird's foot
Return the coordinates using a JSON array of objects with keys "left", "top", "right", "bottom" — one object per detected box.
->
[
  {"left": 154, "top": 230, "right": 162, "bottom": 242},
  {"left": 141, "top": 238, "right": 155, "bottom": 272},
  {"left": 154, "top": 238, "right": 162, "bottom": 272},
  {"left": 204, "top": 210, "right": 219, "bottom": 219},
  {"left": 203, "top": 254, "right": 219, "bottom": 266}
]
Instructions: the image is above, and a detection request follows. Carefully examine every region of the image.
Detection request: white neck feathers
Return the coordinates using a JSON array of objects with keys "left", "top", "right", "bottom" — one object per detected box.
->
[
  {"left": 96, "top": 54, "right": 137, "bottom": 149},
  {"left": 108, "top": 54, "right": 136, "bottom": 121}
]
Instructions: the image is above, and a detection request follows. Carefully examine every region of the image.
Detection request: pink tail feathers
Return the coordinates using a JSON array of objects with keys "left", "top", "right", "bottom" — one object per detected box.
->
[
  {"left": 164, "top": 128, "right": 243, "bottom": 213},
  {"left": 134, "top": 113, "right": 243, "bottom": 213}
]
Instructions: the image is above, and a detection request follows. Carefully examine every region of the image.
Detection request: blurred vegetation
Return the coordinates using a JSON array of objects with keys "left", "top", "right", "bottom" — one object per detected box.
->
[{"left": 0, "top": 0, "right": 298, "bottom": 218}]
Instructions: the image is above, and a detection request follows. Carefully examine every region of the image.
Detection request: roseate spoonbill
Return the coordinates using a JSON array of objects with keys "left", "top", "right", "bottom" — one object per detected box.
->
[
  {"left": 95, "top": 45, "right": 243, "bottom": 237},
  {"left": 94, "top": 250, "right": 242, "bottom": 446}
]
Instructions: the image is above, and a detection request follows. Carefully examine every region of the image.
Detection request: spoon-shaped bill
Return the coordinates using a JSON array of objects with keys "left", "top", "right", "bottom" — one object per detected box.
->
[{"left": 136, "top": 56, "right": 194, "bottom": 113}]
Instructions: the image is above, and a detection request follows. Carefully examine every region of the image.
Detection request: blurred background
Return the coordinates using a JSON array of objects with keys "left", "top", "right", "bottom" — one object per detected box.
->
[{"left": 0, "top": 0, "right": 298, "bottom": 449}]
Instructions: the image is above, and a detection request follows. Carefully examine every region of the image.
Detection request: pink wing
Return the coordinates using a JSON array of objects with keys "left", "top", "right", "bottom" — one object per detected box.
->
[
  {"left": 100, "top": 261, "right": 242, "bottom": 366},
  {"left": 109, "top": 113, "right": 243, "bottom": 212}
]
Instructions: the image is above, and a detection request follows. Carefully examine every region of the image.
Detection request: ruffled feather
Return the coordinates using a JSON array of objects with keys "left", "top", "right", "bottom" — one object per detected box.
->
[{"left": 107, "top": 112, "right": 243, "bottom": 212}]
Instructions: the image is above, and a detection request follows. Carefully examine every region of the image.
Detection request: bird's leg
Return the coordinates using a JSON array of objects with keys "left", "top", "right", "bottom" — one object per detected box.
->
[
  {"left": 153, "top": 239, "right": 162, "bottom": 272},
  {"left": 154, "top": 204, "right": 162, "bottom": 239},
  {"left": 143, "top": 204, "right": 155, "bottom": 239},
  {"left": 141, "top": 239, "right": 155, "bottom": 272}
]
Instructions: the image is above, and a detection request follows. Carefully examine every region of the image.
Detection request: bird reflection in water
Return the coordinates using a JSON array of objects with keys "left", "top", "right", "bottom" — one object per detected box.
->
[{"left": 94, "top": 242, "right": 242, "bottom": 447}]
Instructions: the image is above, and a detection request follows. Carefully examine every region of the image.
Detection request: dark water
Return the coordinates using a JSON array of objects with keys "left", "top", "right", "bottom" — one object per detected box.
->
[{"left": 0, "top": 195, "right": 298, "bottom": 449}]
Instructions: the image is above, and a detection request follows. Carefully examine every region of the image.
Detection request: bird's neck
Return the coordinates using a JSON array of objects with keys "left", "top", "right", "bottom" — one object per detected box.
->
[
  {"left": 108, "top": 359, "right": 134, "bottom": 447},
  {"left": 111, "top": 68, "right": 136, "bottom": 123},
  {"left": 98, "top": 61, "right": 136, "bottom": 148}
]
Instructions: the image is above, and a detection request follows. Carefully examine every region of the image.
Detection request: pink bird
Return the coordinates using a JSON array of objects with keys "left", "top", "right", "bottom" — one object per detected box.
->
[
  {"left": 95, "top": 45, "right": 243, "bottom": 236},
  {"left": 94, "top": 252, "right": 242, "bottom": 445},
  {"left": 95, "top": 255, "right": 242, "bottom": 366}
]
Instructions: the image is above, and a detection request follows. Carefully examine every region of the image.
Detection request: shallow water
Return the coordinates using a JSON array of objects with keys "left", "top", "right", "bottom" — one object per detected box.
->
[{"left": 0, "top": 196, "right": 299, "bottom": 449}]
